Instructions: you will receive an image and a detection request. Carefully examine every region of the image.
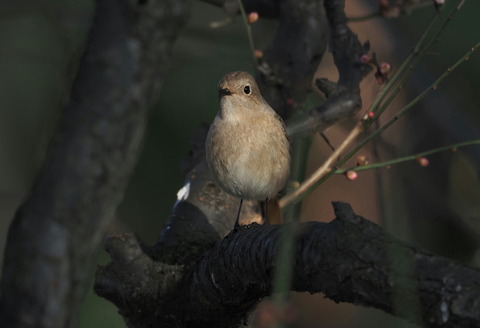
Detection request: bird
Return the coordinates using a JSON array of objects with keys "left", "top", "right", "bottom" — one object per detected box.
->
[{"left": 205, "top": 71, "right": 290, "bottom": 226}]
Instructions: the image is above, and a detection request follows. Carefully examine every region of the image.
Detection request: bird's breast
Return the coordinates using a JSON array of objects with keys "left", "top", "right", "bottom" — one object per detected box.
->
[{"left": 206, "top": 114, "right": 290, "bottom": 200}]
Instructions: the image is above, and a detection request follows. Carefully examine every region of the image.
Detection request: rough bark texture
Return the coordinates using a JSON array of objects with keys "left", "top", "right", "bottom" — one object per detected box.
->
[
  {"left": 285, "top": 0, "right": 371, "bottom": 139},
  {"left": 95, "top": 202, "right": 480, "bottom": 328},
  {"left": 0, "top": 0, "right": 189, "bottom": 327},
  {"left": 255, "top": 0, "right": 329, "bottom": 119}
]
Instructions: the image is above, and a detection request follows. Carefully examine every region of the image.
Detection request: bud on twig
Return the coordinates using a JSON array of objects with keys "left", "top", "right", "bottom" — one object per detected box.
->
[
  {"left": 416, "top": 156, "right": 429, "bottom": 167},
  {"left": 356, "top": 155, "right": 368, "bottom": 167},
  {"left": 379, "top": 62, "right": 391, "bottom": 74},
  {"left": 360, "top": 54, "right": 372, "bottom": 64},
  {"left": 345, "top": 170, "right": 358, "bottom": 181},
  {"left": 248, "top": 12, "right": 259, "bottom": 24}
]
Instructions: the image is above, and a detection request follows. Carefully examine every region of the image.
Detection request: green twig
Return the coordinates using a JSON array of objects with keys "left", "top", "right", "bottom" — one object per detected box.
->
[
  {"left": 335, "top": 140, "right": 480, "bottom": 174},
  {"left": 327, "top": 41, "right": 480, "bottom": 182},
  {"left": 280, "top": 41, "right": 480, "bottom": 208},
  {"left": 235, "top": 0, "right": 258, "bottom": 69},
  {"left": 354, "top": 41, "right": 480, "bottom": 160},
  {"left": 367, "top": 9, "right": 442, "bottom": 120},
  {"left": 271, "top": 138, "right": 310, "bottom": 327},
  {"left": 373, "top": 0, "right": 467, "bottom": 120}
]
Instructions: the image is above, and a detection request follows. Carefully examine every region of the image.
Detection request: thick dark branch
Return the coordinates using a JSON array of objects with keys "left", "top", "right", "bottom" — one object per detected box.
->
[
  {"left": 256, "top": 0, "right": 328, "bottom": 118},
  {"left": 324, "top": 0, "right": 371, "bottom": 88},
  {"left": 0, "top": 0, "right": 188, "bottom": 327},
  {"left": 286, "top": 0, "right": 372, "bottom": 140},
  {"left": 95, "top": 202, "right": 480, "bottom": 328}
]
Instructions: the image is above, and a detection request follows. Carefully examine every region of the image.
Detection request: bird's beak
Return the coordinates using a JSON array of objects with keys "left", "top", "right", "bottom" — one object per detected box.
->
[{"left": 219, "top": 88, "right": 232, "bottom": 96}]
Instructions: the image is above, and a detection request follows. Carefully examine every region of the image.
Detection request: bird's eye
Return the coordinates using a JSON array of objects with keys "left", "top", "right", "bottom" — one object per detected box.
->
[{"left": 243, "top": 85, "right": 251, "bottom": 95}]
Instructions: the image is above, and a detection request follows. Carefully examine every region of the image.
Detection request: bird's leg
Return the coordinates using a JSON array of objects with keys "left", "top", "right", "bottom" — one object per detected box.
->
[
  {"left": 234, "top": 198, "right": 244, "bottom": 227},
  {"left": 263, "top": 198, "right": 268, "bottom": 224}
]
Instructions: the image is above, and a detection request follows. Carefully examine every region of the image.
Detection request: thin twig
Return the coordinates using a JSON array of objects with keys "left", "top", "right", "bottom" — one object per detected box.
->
[
  {"left": 279, "top": 41, "right": 479, "bottom": 208},
  {"left": 368, "top": 9, "right": 442, "bottom": 118},
  {"left": 278, "top": 122, "right": 364, "bottom": 208},
  {"left": 235, "top": 0, "right": 258, "bottom": 69},
  {"left": 351, "top": 41, "right": 480, "bottom": 158},
  {"left": 373, "top": 0, "right": 467, "bottom": 119},
  {"left": 335, "top": 139, "right": 480, "bottom": 174},
  {"left": 320, "top": 132, "right": 336, "bottom": 152}
]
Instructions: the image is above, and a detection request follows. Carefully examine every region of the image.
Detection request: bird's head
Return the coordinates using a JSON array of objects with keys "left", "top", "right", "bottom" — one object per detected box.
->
[{"left": 217, "top": 71, "right": 271, "bottom": 119}]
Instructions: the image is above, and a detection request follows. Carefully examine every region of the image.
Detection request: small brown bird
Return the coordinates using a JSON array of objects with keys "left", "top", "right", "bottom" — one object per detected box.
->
[{"left": 205, "top": 71, "right": 290, "bottom": 226}]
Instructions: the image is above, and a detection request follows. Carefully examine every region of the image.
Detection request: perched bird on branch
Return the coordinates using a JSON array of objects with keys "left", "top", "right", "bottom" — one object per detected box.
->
[{"left": 206, "top": 71, "right": 290, "bottom": 226}]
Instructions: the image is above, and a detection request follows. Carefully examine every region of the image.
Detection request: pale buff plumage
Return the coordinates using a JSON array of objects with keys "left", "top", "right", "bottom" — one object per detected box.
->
[{"left": 205, "top": 71, "right": 290, "bottom": 202}]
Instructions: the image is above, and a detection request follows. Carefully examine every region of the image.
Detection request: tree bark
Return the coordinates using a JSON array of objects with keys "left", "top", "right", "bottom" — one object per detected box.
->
[
  {"left": 95, "top": 202, "right": 480, "bottom": 328},
  {"left": 0, "top": 0, "right": 189, "bottom": 327}
]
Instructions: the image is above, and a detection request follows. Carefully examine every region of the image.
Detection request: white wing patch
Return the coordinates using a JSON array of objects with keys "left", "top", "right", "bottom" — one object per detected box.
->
[{"left": 176, "top": 182, "right": 190, "bottom": 201}]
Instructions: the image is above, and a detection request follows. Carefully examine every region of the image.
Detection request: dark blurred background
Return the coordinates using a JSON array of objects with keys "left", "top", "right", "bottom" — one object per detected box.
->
[{"left": 0, "top": 0, "right": 479, "bottom": 327}]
